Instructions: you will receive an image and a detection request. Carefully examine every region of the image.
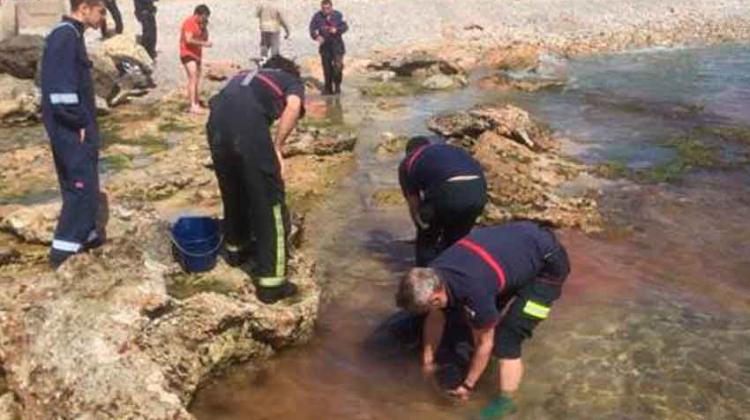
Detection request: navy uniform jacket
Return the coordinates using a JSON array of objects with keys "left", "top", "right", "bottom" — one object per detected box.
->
[
  {"left": 398, "top": 143, "right": 484, "bottom": 198},
  {"left": 309, "top": 10, "right": 348, "bottom": 55},
  {"left": 430, "top": 222, "right": 560, "bottom": 329},
  {"left": 40, "top": 17, "right": 99, "bottom": 146}
]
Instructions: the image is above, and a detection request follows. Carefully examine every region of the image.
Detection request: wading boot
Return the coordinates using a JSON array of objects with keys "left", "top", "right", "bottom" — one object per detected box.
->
[
  {"left": 476, "top": 395, "right": 517, "bottom": 420},
  {"left": 256, "top": 281, "right": 298, "bottom": 304}
]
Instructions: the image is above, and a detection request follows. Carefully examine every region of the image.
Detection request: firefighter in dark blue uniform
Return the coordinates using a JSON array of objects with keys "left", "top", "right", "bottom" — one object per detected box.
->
[
  {"left": 206, "top": 56, "right": 305, "bottom": 304},
  {"left": 396, "top": 222, "right": 571, "bottom": 419},
  {"left": 41, "top": 0, "right": 106, "bottom": 269},
  {"left": 134, "top": 0, "right": 157, "bottom": 59},
  {"left": 399, "top": 136, "right": 488, "bottom": 267},
  {"left": 309, "top": 0, "right": 348, "bottom": 95}
]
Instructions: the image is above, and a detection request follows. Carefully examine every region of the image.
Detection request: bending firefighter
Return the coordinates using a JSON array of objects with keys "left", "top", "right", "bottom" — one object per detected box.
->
[
  {"left": 206, "top": 56, "right": 305, "bottom": 304},
  {"left": 399, "top": 136, "right": 487, "bottom": 267},
  {"left": 396, "top": 222, "right": 571, "bottom": 419},
  {"left": 41, "top": 0, "right": 106, "bottom": 268}
]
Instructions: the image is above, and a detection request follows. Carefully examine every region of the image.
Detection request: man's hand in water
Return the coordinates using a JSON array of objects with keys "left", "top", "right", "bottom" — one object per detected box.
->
[{"left": 446, "top": 384, "right": 472, "bottom": 402}]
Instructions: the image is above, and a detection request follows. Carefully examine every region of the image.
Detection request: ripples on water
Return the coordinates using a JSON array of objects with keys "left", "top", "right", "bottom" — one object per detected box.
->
[{"left": 191, "top": 46, "right": 750, "bottom": 420}]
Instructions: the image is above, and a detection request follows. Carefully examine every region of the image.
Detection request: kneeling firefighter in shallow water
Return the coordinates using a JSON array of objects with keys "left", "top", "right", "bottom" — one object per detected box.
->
[
  {"left": 399, "top": 136, "right": 488, "bottom": 267},
  {"left": 206, "top": 55, "right": 305, "bottom": 304},
  {"left": 396, "top": 222, "right": 571, "bottom": 419}
]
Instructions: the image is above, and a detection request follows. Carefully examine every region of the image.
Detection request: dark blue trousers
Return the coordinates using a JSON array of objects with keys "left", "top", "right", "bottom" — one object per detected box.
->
[{"left": 46, "top": 125, "right": 100, "bottom": 257}]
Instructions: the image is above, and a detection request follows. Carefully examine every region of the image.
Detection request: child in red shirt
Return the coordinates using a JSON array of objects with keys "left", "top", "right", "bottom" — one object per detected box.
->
[{"left": 180, "top": 4, "right": 212, "bottom": 114}]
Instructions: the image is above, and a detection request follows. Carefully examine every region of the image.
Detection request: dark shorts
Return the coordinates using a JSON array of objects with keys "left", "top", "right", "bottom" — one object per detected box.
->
[{"left": 181, "top": 55, "right": 200, "bottom": 65}]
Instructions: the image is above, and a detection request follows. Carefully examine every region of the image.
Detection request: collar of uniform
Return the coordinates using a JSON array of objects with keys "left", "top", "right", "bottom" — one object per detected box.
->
[{"left": 62, "top": 16, "right": 85, "bottom": 34}]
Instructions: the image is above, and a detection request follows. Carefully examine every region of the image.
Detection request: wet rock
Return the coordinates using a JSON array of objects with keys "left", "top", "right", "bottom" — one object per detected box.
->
[
  {"left": 421, "top": 74, "right": 458, "bottom": 90},
  {"left": 0, "top": 246, "right": 20, "bottom": 266},
  {"left": 0, "top": 207, "right": 320, "bottom": 419},
  {"left": 205, "top": 60, "right": 242, "bottom": 81},
  {"left": 0, "top": 393, "right": 20, "bottom": 420},
  {"left": 478, "top": 73, "right": 565, "bottom": 92},
  {"left": 367, "top": 51, "right": 463, "bottom": 77},
  {"left": 0, "top": 74, "right": 40, "bottom": 124},
  {"left": 375, "top": 132, "right": 409, "bottom": 156},
  {"left": 0, "top": 202, "right": 59, "bottom": 244},
  {"left": 282, "top": 127, "right": 357, "bottom": 157},
  {"left": 0, "top": 35, "right": 44, "bottom": 79},
  {"left": 429, "top": 104, "right": 556, "bottom": 151},
  {"left": 485, "top": 44, "right": 544, "bottom": 71},
  {"left": 369, "top": 70, "right": 397, "bottom": 83}
]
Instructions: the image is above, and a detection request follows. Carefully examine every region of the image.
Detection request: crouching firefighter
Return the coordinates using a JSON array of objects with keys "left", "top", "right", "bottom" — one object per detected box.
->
[
  {"left": 41, "top": 0, "right": 106, "bottom": 269},
  {"left": 396, "top": 221, "right": 571, "bottom": 419},
  {"left": 399, "top": 136, "right": 488, "bottom": 267},
  {"left": 206, "top": 55, "right": 305, "bottom": 304}
]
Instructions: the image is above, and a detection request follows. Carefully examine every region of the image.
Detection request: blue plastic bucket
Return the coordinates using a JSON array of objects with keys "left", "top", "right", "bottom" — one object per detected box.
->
[{"left": 170, "top": 216, "right": 222, "bottom": 273}]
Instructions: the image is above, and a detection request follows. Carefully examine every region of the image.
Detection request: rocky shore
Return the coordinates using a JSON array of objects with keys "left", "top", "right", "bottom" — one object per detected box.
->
[{"left": 1, "top": 0, "right": 749, "bottom": 418}]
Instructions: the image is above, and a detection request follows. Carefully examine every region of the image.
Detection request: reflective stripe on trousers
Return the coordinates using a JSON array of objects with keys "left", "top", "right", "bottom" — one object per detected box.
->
[{"left": 258, "top": 203, "right": 286, "bottom": 288}]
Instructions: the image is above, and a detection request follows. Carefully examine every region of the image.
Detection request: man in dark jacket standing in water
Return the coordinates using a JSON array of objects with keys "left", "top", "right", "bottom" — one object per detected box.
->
[
  {"left": 309, "top": 0, "right": 348, "bottom": 95},
  {"left": 41, "top": 0, "right": 106, "bottom": 268},
  {"left": 399, "top": 136, "right": 487, "bottom": 267},
  {"left": 396, "top": 222, "right": 571, "bottom": 419},
  {"left": 206, "top": 56, "right": 305, "bottom": 304}
]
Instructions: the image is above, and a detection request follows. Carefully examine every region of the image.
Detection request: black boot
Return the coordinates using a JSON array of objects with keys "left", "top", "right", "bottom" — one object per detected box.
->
[
  {"left": 49, "top": 249, "right": 74, "bottom": 270},
  {"left": 256, "top": 281, "right": 298, "bottom": 304}
]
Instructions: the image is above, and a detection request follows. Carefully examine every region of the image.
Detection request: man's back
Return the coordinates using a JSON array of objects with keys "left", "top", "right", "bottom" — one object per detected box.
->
[{"left": 257, "top": 3, "right": 285, "bottom": 32}]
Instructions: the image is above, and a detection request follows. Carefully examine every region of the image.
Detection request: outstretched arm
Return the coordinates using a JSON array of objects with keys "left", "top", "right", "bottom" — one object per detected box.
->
[{"left": 447, "top": 326, "right": 494, "bottom": 401}]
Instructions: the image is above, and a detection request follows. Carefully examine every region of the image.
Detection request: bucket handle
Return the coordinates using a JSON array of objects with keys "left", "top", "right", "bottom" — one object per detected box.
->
[{"left": 170, "top": 234, "right": 224, "bottom": 258}]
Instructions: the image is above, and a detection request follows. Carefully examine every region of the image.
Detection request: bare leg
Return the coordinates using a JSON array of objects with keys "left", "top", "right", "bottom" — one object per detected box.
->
[
  {"left": 498, "top": 358, "right": 523, "bottom": 395},
  {"left": 183, "top": 60, "right": 202, "bottom": 114}
]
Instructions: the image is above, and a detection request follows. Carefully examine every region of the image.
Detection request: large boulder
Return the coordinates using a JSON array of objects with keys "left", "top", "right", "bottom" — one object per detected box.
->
[
  {"left": 367, "top": 51, "right": 463, "bottom": 77},
  {"left": 282, "top": 126, "right": 357, "bottom": 157},
  {"left": 0, "top": 35, "right": 44, "bottom": 79},
  {"left": 428, "top": 104, "right": 556, "bottom": 151},
  {"left": 91, "top": 35, "right": 155, "bottom": 106},
  {"left": 0, "top": 74, "right": 40, "bottom": 124},
  {"left": 428, "top": 104, "right": 602, "bottom": 232},
  {"left": 0, "top": 201, "right": 59, "bottom": 244}
]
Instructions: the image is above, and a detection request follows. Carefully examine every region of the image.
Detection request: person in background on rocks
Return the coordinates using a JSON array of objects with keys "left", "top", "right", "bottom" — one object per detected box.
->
[
  {"left": 396, "top": 222, "right": 571, "bottom": 419},
  {"left": 206, "top": 55, "right": 305, "bottom": 304},
  {"left": 180, "top": 4, "right": 212, "bottom": 114},
  {"left": 309, "top": 0, "right": 348, "bottom": 95},
  {"left": 256, "top": 0, "right": 290, "bottom": 59},
  {"left": 134, "top": 0, "right": 157, "bottom": 59},
  {"left": 40, "top": 0, "right": 106, "bottom": 269},
  {"left": 399, "top": 136, "right": 487, "bottom": 267},
  {"left": 100, "top": 0, "right": 123, "bottom": 39}
]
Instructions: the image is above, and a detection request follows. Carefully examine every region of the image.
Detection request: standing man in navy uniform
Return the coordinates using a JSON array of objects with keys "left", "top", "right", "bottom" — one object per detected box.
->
[
  {"left": 309, "top": 0, "right": 348, "bottom": 95},
  {"left": 41, "top": 0, "right": 106, "bottom": 269},
  {"left": 206, "top": 56, "right": 305, "bottom": 304},
  {"left": 134, "top": 0, "right": 157, "bottom": 59},
  {"left": 399, "top": 136, "right": 487, "bottom": 267},
  {"left": 396, "top": 222, "right": 571, "bottom": 419}
]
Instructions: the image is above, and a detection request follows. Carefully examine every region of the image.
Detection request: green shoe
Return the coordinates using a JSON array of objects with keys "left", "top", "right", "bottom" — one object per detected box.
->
[{"left": 476, "top": 395, "right": 517, "bottom": 420}]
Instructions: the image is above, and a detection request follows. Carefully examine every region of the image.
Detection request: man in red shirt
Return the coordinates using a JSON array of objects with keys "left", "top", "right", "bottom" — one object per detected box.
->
[{"left": 180, "top": 4, "right": 212, "bottom": 114}]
